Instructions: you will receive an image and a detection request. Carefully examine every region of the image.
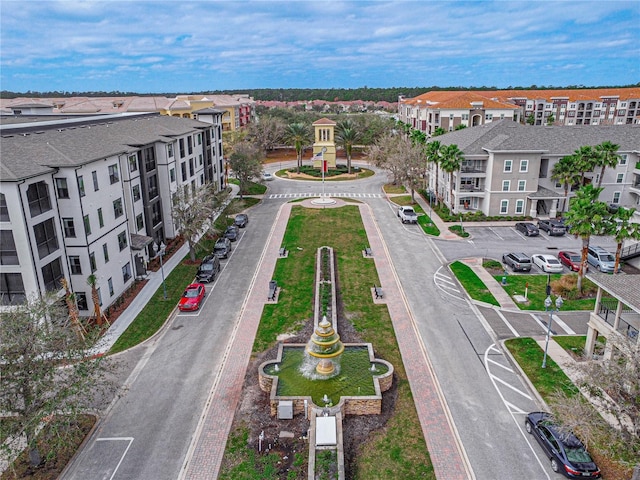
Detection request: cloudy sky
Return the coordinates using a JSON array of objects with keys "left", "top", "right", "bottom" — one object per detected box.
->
[{"left": 1, "top": 1, "right": 638, "bottom": 94}]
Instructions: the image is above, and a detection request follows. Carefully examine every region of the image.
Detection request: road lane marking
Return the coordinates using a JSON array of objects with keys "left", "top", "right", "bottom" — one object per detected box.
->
[
  {"left": 486, "top": 357, "right": 514, "bottom": 372},
  {"left": 550, "top": 314, "right": 576, "bottom": 335},
  {"left": 490, "top": 374, "right": 533, "bottom": 400},
  {"left": 95, "top": 437, "right": 134, "bottom": 480},
  {"left": 495, "top": 309, "right": 521, "bottom": 337}
]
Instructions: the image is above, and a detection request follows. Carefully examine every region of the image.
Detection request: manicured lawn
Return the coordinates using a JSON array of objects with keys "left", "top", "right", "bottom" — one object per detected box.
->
[
  {"left": 223, "top": 205, "right": 434, "bottom": 479},
  {"left": 449, "top": 261, "right": 499, "bottom": 306},
  {"left": 383, "top": 184, "right": 406, "bottom": 194},
  {"left": 390, "top": 195, "right": 440, "bottom": 236},
  {"left": 494, "top": 273, "right": 596, "bottom": 311},
  {"left": 228, "top": 179, "right": 267, "bottom": 195}
]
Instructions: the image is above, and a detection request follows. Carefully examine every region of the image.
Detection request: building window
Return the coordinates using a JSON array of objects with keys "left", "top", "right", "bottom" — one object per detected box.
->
[
  {"left": 55, "top": 178, "right": 69, "bottom": 199},
  {"left": 132, "top": 184, "right": 141, "bottom": 202},
  {"left": 199, "top": 154, "right": 203, "bottom": 166},
  {"left": 168, "top": 143, "right": 174, "bottom": 158},
  {"left": 98, "top": 208, "right": 104, "bottom": 228},
  {"left": 103, "top": 243, "right": 109, "bottom": 262},
  {"left": 147, "top": 175, "right": 158, "bottom": 199},
  {"left": 502, "top": 180, "right": 510, "bottom": 191},
  {"left": 26, "top": 181, "right": 52, "bottom": 217},
  {"left": 619, "top": 154, "right": 627, "bottom": 165},
  {"left": 122, "top": 262, "right": 132, "bottom": 283},
  {"left": 108, "top": 277, "right": 114, "bottom": 296},
  {"left": 189, "top": 158, "right": 194, "bottom": 177},
  {"left": 151, "top": 202, "right": 162, "bottom": 227},
  {"left": 616, "top": 173, "right": 624, "bottom": 184},
  {"left": 143, "top": 147, "right": 156, "bottom": 171},
  {"left": 515, "top": 199, "right": 524, "bottom": 214},
  {"left": 92, "top": 171, "right": 99, "bottom": 191},
  {"left": 89, "top": 252, "right": 97, "bottom": 272},
  {"left": 129, "top": 154, "right": 138, "bottom": 172},
  {"left": 113, "top": 198, "right": 124, "bottom": 218},
  {"left": 519, "top": 160, "right": 528, "bottom": 173},
  {"left": 33, "top": 218, "right": 59, "bottom": 259},
  {"left": 76, "top": 292, "right": 88, "bottom": 310},
  {"left": 518, "top": 180, "right": 526, "bottom": 191},
  {"left": 0, "top": 194, "right": 9, "bottom": 222},
  {"left": 42, "top": 257, "right": 64, "bottom": 291},
  {"left": 169, "top": 168, "right": 176, "bottom": 183},
  {"left": 500, "top": 200, "right": 509, "bottom": 214},
  {"left": 109, "top": 164, "right": 120, "bottom": 184},
  {"left": 0, "top": 272, "right": 26, "bottom": 305},
  {"left": 179, "top": 138, "right": 185, "bottom": 158},
  {"left": 78, "top": 175, "right": 85, "bottom": 197},
  {"left": 197, "top": 133, "right": 202, "bottom": 145},
  {"left": 84, "top": 214, "right": 91, "bottom": 235},
  {"left": 188, "top": 136, "right": 193, "bottom": 155},
  {"left": 62, "top": 218, "right": 76, "bottom": 237},
  {"left": 69, "top": 255, "right": 82, "bottom": 275},
  {"left": 612, "top": 192, "right": 621, "bottom": 204},
  {"left": 504, "top": 160, "right": 512, "bottom": 173},
  {"left": 117, "top": 231, "right": 128, "bottom": 251},
  {"left": 485, "top": 114, "right": 493, "bottom": 120},
  {"left": 181, "top": 162, "right": 187, "bottom": 181},
  {"left": 0, "top": 230, "right": 19, "bottom": 265},
  {"left": 136, "top": 213, "right": 144, "bottom": 231}
]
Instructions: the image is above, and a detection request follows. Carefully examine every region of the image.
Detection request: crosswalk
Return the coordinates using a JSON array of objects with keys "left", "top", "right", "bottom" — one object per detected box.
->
[{"left": 268, "top": 192, "right": 383, "bottom": 199}]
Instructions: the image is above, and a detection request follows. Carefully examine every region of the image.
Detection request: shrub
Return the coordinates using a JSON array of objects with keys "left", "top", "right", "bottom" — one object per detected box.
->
[{"left": 551, "top": 274, "right": 597, "bottom": 299}]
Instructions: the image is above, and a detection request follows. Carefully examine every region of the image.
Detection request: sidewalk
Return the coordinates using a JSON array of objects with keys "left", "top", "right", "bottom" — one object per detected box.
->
[{"left": 459, "top": 257, "right": 520, "bottom": 310}]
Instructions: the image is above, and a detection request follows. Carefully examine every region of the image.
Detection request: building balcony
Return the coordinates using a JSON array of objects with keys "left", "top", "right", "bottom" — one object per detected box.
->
[
  {"left": 630, "top": 181, "right": 640, "bottom": 196},
  {"left": 595, "top": 300, "right": 639, "bottom": 345},
  {"left": 460, "top": 163, "right": 487, "bottom": 174}
]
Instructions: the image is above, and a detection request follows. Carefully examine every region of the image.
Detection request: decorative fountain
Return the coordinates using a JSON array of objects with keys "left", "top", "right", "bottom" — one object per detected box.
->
[{"left": 305, "top": 315, "right": 344, "bottom": 377}]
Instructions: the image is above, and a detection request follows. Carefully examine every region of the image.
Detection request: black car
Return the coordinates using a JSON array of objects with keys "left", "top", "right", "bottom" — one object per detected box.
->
[
  {"left": 515, "top": 222, "right": 540, "bottom": 236},
  {"left": 196, "top": 255, "right": 221, "bottom": 283},
  {"left": 224, "top": 225, "right": 239, "bottom": 242},
  {"left": 526, "top": 412, "right": 601, "bottom": 479},
  {"left": 234, "top": 213, "right": 249, "bottom": 228},
  {"left": 213, "top": 237, "right": 232, "bottom": 259}
]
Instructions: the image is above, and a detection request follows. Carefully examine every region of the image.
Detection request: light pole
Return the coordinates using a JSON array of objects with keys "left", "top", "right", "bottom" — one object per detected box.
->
[
  {"left": 153, "top": 241, "right": 167, "bottom": 299},
  {"left": 542, "top": 294, "right": 563, "bottom": 368}
]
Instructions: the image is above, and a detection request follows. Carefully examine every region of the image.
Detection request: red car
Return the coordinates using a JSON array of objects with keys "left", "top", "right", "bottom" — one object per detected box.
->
[
  {"left": 178, "top": 283, "right": 206, "bottom": 311},
  {"left": 558, "top": 251, "right": 587, "bottom": 272}
]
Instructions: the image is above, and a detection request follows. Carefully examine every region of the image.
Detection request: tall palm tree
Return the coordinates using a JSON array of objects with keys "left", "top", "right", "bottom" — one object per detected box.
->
[
  {"left": 563, "top": 185, "right": 610, "bottom": 292},
  {"left": 551, "top": 155, "right": 582, "bottom": 212},
  {"left": 425, "top": 140, "right": 442, "bottom": 204},
  {"left": 87, "top": 274, "right": 108, "bottom": 327},
  {"left": 572, "top": 145, "right": 599, "bottom": 186},
  {"left": 284, "top": 123, "right": 312, "bottom": 173},
  {"left": 594, "top": 141, "right": 622, "bottom": 188},
  {"left": 608, "top": 206, "right": 640, "bottom": 274},
  {"left": 335, "top": 119, "right": 361, "bottom": 174},
  {"left": 439, "top": 144, "right": 464, "bottom": 212},
  {"left": 60, "top": 278, "right": 86, "bottom": 340}
]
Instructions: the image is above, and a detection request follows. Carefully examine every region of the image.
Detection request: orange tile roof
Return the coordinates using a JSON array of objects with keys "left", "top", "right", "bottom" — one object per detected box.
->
[{"left": 313, "top": 117, "right": 336, "bottom": 125}]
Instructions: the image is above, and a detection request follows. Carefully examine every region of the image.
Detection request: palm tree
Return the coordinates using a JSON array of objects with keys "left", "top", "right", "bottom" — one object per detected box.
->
[
  {"left": 608, "top": 206, "right": 640, "bottom": 273},
  {"left": 572, "top": 145, "right": 599, "bottom": 186},
  {"left": 551, "top": 155, "right": 582, "bottom": 212},
  {"left": 60, "top": 277, "right": 86, "bottom": 340},
  {"left": 594, "top": 141, "right": 622, "bottom": 188},
  {"left": 425, "top": 140, "right": 441, "bottom": 204},
  {"left": 335, "top": 119, "right": 361, "bottom": 174},
  {"left": 284, "top": 123, "right": 312, "bottom": 173},
  {"left": 563, "top": 185, "right": 610, "bottom": 292},
  {"left": 87, "top": 274, "right": 108, "bottom": 327},
  {"left": 439, "top": 144, "right": 464, "bottom": 212},
  {"left": 409, "top": 128, "right": 426, "bottom": 146}
]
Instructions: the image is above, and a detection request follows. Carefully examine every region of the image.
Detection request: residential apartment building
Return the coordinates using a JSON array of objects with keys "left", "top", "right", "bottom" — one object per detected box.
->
[
  {"left": 0, "top": 112, "right": 224, "bottom": 314},
  {"left": 399, "top": 88, "right": 640, "bottom": 131},
  {"left": 426, "top": 120, "right": 640, "bottom": 220}
]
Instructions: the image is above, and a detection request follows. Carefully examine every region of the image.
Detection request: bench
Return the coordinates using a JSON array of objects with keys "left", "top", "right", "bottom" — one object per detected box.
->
[
  {"left": 374, "top": 285, "right": 383, "bottom": 299},
  {"left": 279, "top": 247, "right": 288, "bottom": 257},
  {"left": 268, "top": 280, "right": 278, "bottom": 301},
  {"left": 364, "top": 247, "right": 373, "bottom": 257}
]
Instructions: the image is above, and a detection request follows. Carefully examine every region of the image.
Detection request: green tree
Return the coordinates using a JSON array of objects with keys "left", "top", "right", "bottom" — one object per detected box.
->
[
  {"left": 432, "top": 127, "right": 446, "bottom": 136},
  {"left": 247, "top": 116, "right": 286, "bottom": 153},
  {"left": 228, "top": 141, "right": 264, "bottom": 199},
  {"left": 335, "top": 119, "right": 361, "bottom": 174},
  {"left": 551, "top": 155, "right": 582, "bottom": 212},
  {"left": 594, "top": 141, "right": 622, "bottom": 188},
  {"left": 284, "top": 122, "right": 312, "bottom": 173},
  {"left": 526, "top": 113, "right": 535, "bottom": 125},
  {"left": 607, "top": 206, "right": 640, "bottom": 273},
  {"left": 454, "top": 124, "right": 467, "bottom": 131},
  {"left": 425, "top": 140, "right": 442, "bottom": 204},
  {"left": 572, "top": 145, "right": 599, "bottom": 186},
  {"left": 546, "top": 114, "right": 555, "bottom": 125},
  {"left": 563, "top": 184, "right": 610, "bottom": 292},
  {"left": 439, "top": 144, "right": 464, "bottom": 212},
  {"left": 0, "top": 295, "right": 116, "bottom": 469}
]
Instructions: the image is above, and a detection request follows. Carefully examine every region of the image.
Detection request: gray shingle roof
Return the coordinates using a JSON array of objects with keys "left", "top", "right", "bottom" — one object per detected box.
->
[
  {"left": 587, "top": 272, "right": 640, "bottom": 313},
  {"left": 0, "top": 115, "right": 211, "bottom": 181}
]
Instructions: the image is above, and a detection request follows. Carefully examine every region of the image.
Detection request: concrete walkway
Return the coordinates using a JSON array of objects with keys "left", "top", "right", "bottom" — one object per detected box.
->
[{"left": 459, "top": 257, "right": 520, "bottom": 310}]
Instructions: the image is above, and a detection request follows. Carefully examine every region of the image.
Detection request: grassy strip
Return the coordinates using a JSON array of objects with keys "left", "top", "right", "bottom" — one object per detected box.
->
[
  {"left": 504, "top": 337, "right": 578, "bottom": 399},
  {"left": 383, "top": 184, "right": 406, "bottom": 194},
  {"left": 390, "top": 195, "right": 440, "bottom": 236},
  {"left": 553, "top": 335, "right": 606, "bottom": 358},
  {"left": 228, "top": 179, "right": 267, "bottom": 195},
  {"left": 224, "top": 205, "right": 433, "bottom": 479},
  {"left": 449, "top": 261, "right": 500, "bottom": 306},
  {"left": 494, "top": 274, "right": 596, "bottom": 311}
]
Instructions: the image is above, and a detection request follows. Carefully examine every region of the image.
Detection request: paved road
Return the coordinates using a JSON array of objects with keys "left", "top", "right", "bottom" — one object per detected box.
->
[{"left": 65, "top": 163, "right": 577, "bottom": 479}]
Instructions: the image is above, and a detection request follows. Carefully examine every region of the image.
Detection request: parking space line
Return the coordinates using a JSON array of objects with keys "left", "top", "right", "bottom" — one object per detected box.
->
[
  {"left": 490, "top": 374, "right": 533, "bottom": 400},
  {"left": 489, "top": 227, "right": 504, "bottom": 240},
  {"left": 486, "top": 357, "right": 514, "bottom": 372},
  {"left": 504, "top": 400, "right": 528, "bottom": 415},
  {"left": 95, "top": 437, "right": 134, "bottom": 480}
]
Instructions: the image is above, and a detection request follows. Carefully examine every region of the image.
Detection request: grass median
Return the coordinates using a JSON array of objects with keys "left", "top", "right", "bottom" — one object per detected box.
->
[
  {"left": 390, "top": 194, "right": 440, "bottom": 236},
  {"left": 449, "top": 261, "right": 500, "bottom": 306}
]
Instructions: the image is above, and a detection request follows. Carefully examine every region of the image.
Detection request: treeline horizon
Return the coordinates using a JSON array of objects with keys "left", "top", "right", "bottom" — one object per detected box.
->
[{"left": 2, "top": 83, "right": 639, "bottom": 103}]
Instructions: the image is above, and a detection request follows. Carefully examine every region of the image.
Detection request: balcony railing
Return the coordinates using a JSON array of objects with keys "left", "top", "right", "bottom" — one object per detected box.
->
[
  {"left": 460, "top": 165, "right": 487, "bottom": 173},
  {"left": 597, "top": 302, "right": 639, "bottom": 344}
]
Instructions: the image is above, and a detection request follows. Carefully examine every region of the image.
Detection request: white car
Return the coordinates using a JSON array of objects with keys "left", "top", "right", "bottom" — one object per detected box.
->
[
  {"left": 262, "top": 171, "right": 274, "bottom": 181},
  {"left": 531, "top": 254, "right": 564, "bottom": 273}
]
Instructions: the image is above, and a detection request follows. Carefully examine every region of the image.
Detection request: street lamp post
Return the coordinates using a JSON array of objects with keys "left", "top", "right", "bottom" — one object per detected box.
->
[
  {"left": 153, "top": 241, "right": 167, "bottom": 299},
  {"left": 542, "top": 294, "right": 563, "bottom": 368}
]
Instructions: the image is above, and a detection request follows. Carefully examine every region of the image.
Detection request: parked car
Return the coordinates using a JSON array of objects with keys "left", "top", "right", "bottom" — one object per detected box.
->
[
  {"left": 502, "top": 252, "right": 532, "bottom": 272},
  {"left": 213, "top": 237, "right": 232, "bottom": 259},
  {"left": 178, "top": 283, "right": 206, "bottom": 311},
  {"left": 223, "top": 225, "right": 239, "bottom": 242},
  {"left": 525, "top": 412, "right": 601, "bottom": 478},
  {"left": 234, "top": 213, "right": 249, "bottom": 228},
  {"left": 537, "top": 219, "right": 566, "bottom": 236},
  {"left": 587, "top": 246, "right": 616, "bottom": 273},
  {"left": 196, "top": 255, "right": 221, "bottom": 283},
  {"left": 397, "top": 206, "right": 418, "bottom": 224},
  {"left": 558, "top": 251, "right": 586, "bottom": 272},
  {"left": 515, "top": 222, "right": 539, "bottom": 237},
  {"left": 262, "top": 171, "right": 274, "bottom": 181},
  {"left": 531, "top": 254, "right": 564, "bottom": 273}
]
